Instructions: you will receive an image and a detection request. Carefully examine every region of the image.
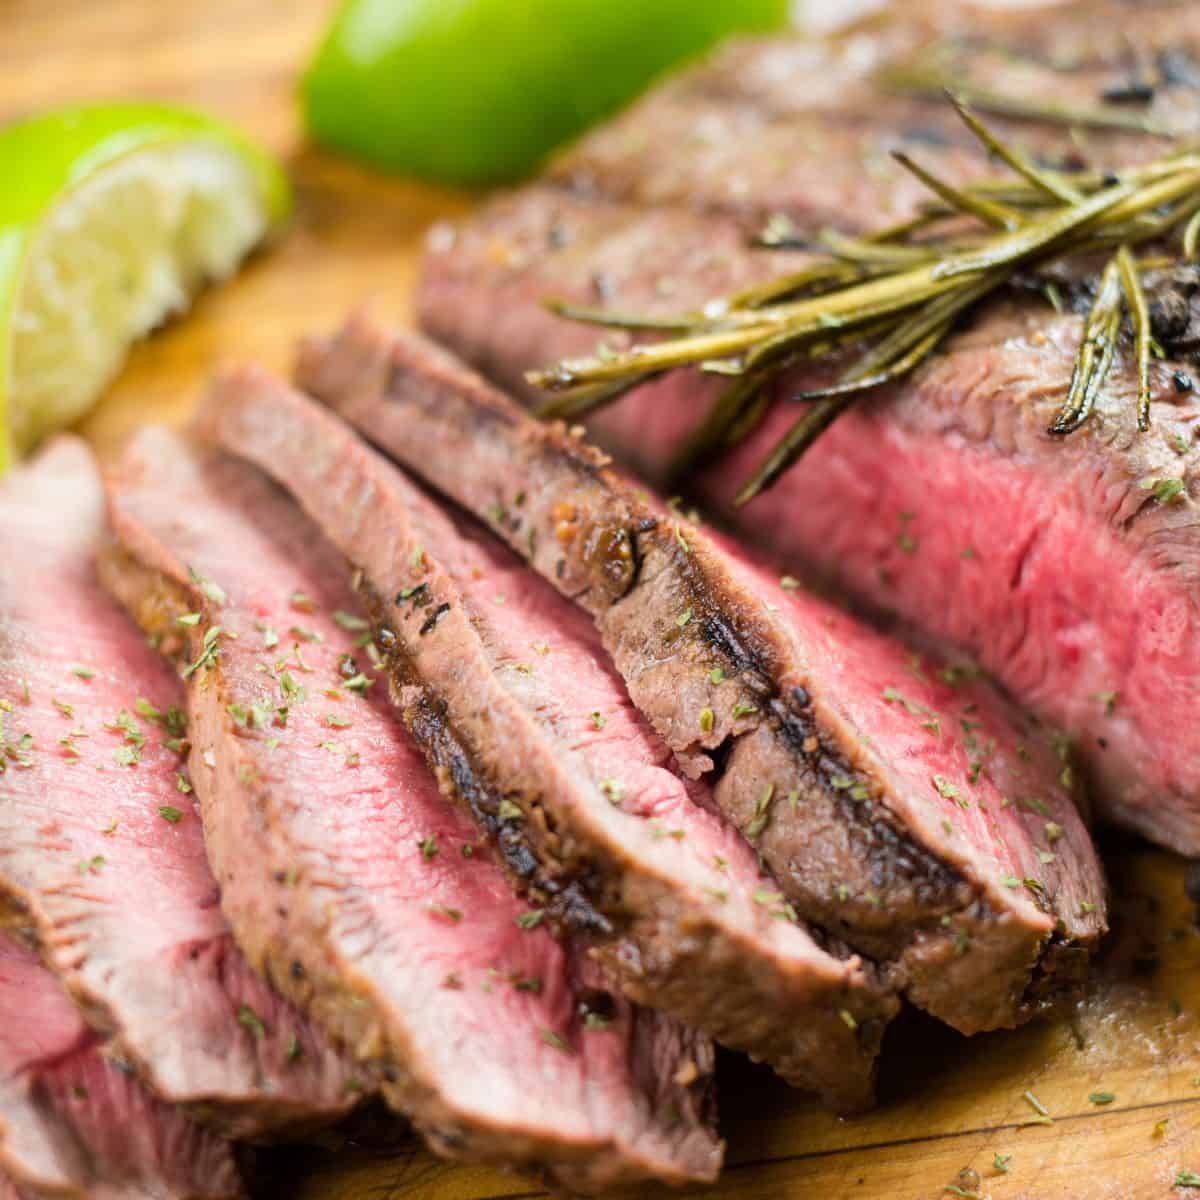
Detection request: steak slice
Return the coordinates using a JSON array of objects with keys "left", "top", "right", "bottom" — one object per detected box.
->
[
  {"left": 416, "top": 1, "right": 1200, "bottom": 855},
  {"left": 200, "top": 368, "right": 899, "bottom": 1113},
  {"left": 293, "top": 315, "right": 1107, "bottom": 1036},
  {"left": 0, "top": 929, "right": 243, "bottom": 1199},
  {"left": 0, "top": 437, "right": 356, "bottom": 1137},
  {"left": 101, "top": 427, "right": 722, "bottom": 1192}
]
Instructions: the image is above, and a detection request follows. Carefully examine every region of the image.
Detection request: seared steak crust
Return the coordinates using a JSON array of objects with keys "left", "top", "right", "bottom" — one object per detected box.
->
[
  {"left": 102, "top": 428, "right": 722, "bottom": 1192},
  {"left": 201, "top": 370, "right": 899, "bottom": 1112},
  {"left": 295, "top": 316, "right": 1106, "bottom": 1035}
]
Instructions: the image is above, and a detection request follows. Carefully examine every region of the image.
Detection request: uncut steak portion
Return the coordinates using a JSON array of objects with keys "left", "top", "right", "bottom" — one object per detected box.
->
[
  {"left": 0, "top": 930, "right": 243, "bottom": 1200},
  {"left": 102, "top": 427, "right": 721, "bottom": 1192},
  {"left": 202, "top": 369, "right": 898, "bottom": 1112},
  {"left": 294, "top": 316, "right": 1107, "bottom": 1036},
  {"left": 0, "top": 438, "right": 355, "bottom": 1137},
  {"left": 416, "top": 1, "right": 1200, "bottom": 854},
  {"left": 545, "top": 0, "right": 1200, "bottom": 233}
]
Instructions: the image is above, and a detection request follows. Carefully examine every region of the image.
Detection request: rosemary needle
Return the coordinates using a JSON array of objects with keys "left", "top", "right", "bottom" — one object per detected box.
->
[
  {"left": 1185, "top": 209, "right": 1200, "bottom": 260},
  {"left": 943, "top": 91, "right": 1083, "bottom": 207},
  {"left": 1050, "top": 257, "right": 1123, "bottom": 435},
  {"left": 877, "top": 62, "right": 1176, "bottom": 138},
  {"left": 891, "top": 148, "right": 1021, "bottom": 230},
  {"left": 532, "top": 95, "right": 1200, "bottom": 503},
  {"left": 1116, "top": 244, "right": 1153, "bottom": 431}
]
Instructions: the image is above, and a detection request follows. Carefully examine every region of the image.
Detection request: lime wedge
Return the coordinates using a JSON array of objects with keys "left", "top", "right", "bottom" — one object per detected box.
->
[
  {"left": 0, "top": 102, "right": 290, "bottom": 472},
  {"left": 303, "top": 0, "right": 789, "bottom": 186}
]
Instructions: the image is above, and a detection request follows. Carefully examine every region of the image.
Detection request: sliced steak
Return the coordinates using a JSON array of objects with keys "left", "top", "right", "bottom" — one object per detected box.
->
[
  {"left": 0, "top": 437, "right": 356, "bottom": 1137},
  {"left": 417, "top": 188, "right": 1200, "bottom": 864},
  {"left": 293, "top": 315, "right": 1107, "bottom": 1036},
  {"left": 414, "top": 2, "right": 1200, "bottom": 855},
  {"left": 101, "top": 427, "right": 721, "bottom": 1192},
  {"left": 0, "top": 929, "right": 243, "bottom": 1199},
  {"left": 200, "top": 368, "right": 898, "bottom": 1113}
]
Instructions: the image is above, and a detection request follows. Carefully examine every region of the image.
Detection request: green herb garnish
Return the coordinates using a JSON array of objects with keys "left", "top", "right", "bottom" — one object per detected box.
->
[
  {"left": 113, "top": 744, "right": 140, "bottom": 767},
  {"left": 188, "top": 567, "right": 227, "bottom": 605},
  {"left": 599, "top": 779, "right": 625, "bottom": 806},
  {"left": 1139, "top": 476, "right": 1187, "bottom": 505},
  {"left": 530, "top": 97, "right": 1200, "bottom": 502},
  {"left": 933, "top": 774, "right": 965, "bottom": 806},
  {"left": 540, "top": 1028, "right": 572, "bottom": 1053},
  {"left": 1020, "top": 1090, "right": 1053, "bottom": 1126},
  {"left": 181, "top": 626, "right": 222, "bottom": 680},
  {"left": 746, "top": 783, "right": 775, "bottom": 839},
  {"left": 237, "top": 1005, "right": 266, "bottom": 1039}
]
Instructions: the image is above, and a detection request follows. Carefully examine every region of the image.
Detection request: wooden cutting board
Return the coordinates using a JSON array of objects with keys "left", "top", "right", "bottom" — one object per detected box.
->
[{"left": 4, "top": 2, "right": 1199, "bottom": 1196}]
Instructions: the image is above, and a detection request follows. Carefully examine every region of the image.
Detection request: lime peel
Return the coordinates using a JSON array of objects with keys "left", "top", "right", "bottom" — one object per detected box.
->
[{"left": 303, "top": 0, "right": 789, "bottom": 186}]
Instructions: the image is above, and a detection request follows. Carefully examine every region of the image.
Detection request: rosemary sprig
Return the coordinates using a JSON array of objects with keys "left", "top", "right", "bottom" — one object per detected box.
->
[{"left": 531, "top": 97, "right": 1200, "bottom": 504}]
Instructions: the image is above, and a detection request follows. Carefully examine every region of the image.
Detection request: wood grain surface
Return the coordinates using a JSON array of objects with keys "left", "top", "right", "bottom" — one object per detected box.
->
[{"left": 3, "top": 3, "right": 1199, "bottom": 1196}]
